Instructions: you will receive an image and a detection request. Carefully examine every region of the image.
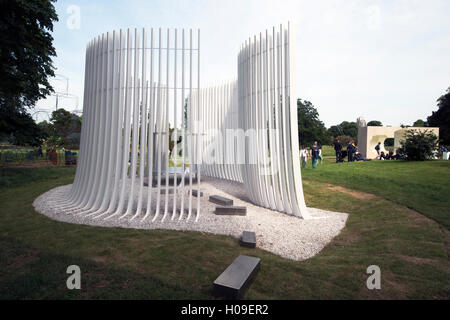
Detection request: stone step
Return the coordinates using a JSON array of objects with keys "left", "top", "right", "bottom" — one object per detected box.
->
[
  {"left": 215, "top": 206, "right": 246, "bottom": 216},
  {"left": 240, "top": 231, "right": 256, "bottom": 248},
  {"left": 144, "top": 175, "right": 197, "bottom": 187},
  {"left": 213, "top": 255, "right": 261, "bottom": 299},
  {"left": 209, "top": 195, "right": 233, "bottom": 206}
]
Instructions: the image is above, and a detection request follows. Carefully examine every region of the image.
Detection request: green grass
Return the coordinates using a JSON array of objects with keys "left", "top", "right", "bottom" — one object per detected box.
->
[
  {"left": 301, "top": 159, "right": 450, "bottom": 229},
  {"left": 0, "top": 165, "right": 449, "bottom": 299},
  {"left": 321, "top": 145, "right": 335, "bottom": 157}
]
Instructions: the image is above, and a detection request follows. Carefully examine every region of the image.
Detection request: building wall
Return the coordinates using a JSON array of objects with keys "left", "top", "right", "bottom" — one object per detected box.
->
[{"left": 357, "top": 125, "right": 439, "bottom": 159}]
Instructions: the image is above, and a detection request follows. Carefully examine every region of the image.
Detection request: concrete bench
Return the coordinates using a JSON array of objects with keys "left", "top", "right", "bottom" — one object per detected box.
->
[
  {"left": 209, "top": 195, "right": 233, "bottom": 206},
  {"left": 213, "top": 255, "right": 261, "bottom": 299},
  {"left": 215, "top": 206, "right": 246, "bottom": 216},
  {"left": 240, "top": 231, "right": 256, "bottom": 248}
]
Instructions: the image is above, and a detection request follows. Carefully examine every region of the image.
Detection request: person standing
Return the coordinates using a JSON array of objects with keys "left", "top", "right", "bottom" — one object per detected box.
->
[
  {"left": 333, "top": 138, "right": 342, "bottom": 163},
  {"left": 300, "top": 145, "right": 308, "bottom": 168},
  {"left": 310, "top": 141, "right": 320, "bottom": 169},
  {"left": 347, "top": 140, "right": 355, "bottom": 162},
  {"left": 375, "top": 142, "right": 381, "bottom": 156}
]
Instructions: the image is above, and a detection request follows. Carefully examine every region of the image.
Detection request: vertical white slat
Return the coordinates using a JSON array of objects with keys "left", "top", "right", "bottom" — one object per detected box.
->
[
  {"left": 208, "top": 86, "right": 212, "bottom": 178},
  {"left": 162, "top": 28, "right": 171, "bottom": 221},
  {"left": 212, "top": 84, "right": 216, "bottom": 178},
  {"left": 83, "top": 33, "right": 109, "bottom": 212},
  {"left": 79, "top": 36, "right": 103, "bottom": 210},
  {"left": 282, "top": 25, "right": 296, "bottom": 215},
  {"left": 254, "top": 35, "right": 264, "bottom": 206},
  {"left": 171, "top": 28, "right": 178, "bottom": 220},
  {"left": 278, "top": 24, "right": 293, "bottom": 214},
  {"left": 107, "top": 29, "right": 133, "bottom": 219},
  {"left": 268, "top": 31, "right": 283, "bottom": 212},
  {"left": 258, "top": 33, "right": 270, "bottom": 208},
  {"left": 71, "top": 37, "right": 98, "bottom": 210},
  {"left": 289, "top": 22, "right": 304, "bottom": 215},
  {"left": 131, "top": 28, "right": 148, "bottom": 220},
  {"left": 68, "top": 41, "right": 91, "bottom": 203},
  {"left": 121, "top": 28, "right": 141, "bottom": 218},
  {"left": 273, "top": 26, "right": 287, "bottom": 213},
  {"left": 77, "top": 35, "right": 103, "bottom": 212},
  {"left": 92, "top": 31, "right": 118, "bottom": 215},
  {"left": 179, "top": 29, "right": 186, "bottom": 220},
  {"left": 143, "top": 28, "right": 155, "bottom": 221},
  {"left": 259, "top": 32, "right": 272, "bottom": 209},
  {"left": 217, "top": 82, "right": 223, "bottom": 179},
  {"left": 153, "top": 28, "right": 163, "bottom": 222},
  {"left": 67, "top": 41, "right": 90, "bottom": 203},
  {"left": 87, "top": 31, "right": 116, "bottom": 216},
  {"left": 187, "top": 29, "right": 193, "bottom": 221},
  {"left": 88, "top": 31, "right": 112, "bottom": 212},
  {"left": 286, "top": 22, "right": 308, "bottom": 218},
  {"left": 271, "top": 27, "right": 285, "bottom": 212},
  {"left": 195, "top": 29, "right": 201, "bottom": 221},
  {"left": 104, "top": 29, "right": 127, "bottom": 216},
  {"left": 222, "top": 81, "right": 230, "bottom": 181},
  {"left": 248, "top": 36, "right": 258, "bottom": 204},
  {"left": 240, "top": 43, "right": 248, "bottom": 197},
  {"left": 265, "top": 29, "right": 279, "bottom": 210}
]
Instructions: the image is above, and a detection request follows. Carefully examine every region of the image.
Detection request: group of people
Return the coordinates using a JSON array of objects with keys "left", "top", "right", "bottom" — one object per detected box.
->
[
  {"left": 374, "top": 142, "right": 402, "bottom": 160},
  {"left": 333, "top": 138, "right": 362, "bottom": 163},
  {"left": 377, "top": 150, "right": 400, "bottom": 160},
  {"left": 300, "top": 138, "right": 409, "bottom": 169},
  {"left": 300, "top": 142, "right": 322, "bottom": 169}
]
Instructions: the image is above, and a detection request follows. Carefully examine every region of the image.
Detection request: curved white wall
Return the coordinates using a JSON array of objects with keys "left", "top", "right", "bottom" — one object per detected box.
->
[
  {"left": 196, "top": 23, "right": 308, "bottom": 218},
  {"left": 59, "top": 28, "right": 202, "bottom": 222}
]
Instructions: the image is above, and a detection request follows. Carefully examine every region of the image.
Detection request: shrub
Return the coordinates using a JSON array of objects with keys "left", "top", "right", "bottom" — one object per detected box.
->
[
  {"left": 384, "top": 138, "right": 394, "bottom": 147},
  {"left": 397, "top": 130, "right": 438, "bottom": 161}
]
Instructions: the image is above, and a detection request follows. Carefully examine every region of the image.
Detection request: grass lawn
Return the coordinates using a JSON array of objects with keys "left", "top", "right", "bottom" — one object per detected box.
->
[
  {"left": 301, "top": 159, "right": 450, "bottom": 229},
  {"left": 0, "top": 163, "right": 449, "bottom": 299}
]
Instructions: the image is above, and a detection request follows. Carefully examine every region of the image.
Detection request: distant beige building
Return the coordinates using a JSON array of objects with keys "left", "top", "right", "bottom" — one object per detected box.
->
[{"left": 356, "top": 117, "right": 439, "bottom": 159}]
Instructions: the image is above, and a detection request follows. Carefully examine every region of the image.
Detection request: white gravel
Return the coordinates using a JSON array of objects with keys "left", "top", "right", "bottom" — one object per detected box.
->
[{"left": 33, "top": 176, "right": 348, "bottom": 261}]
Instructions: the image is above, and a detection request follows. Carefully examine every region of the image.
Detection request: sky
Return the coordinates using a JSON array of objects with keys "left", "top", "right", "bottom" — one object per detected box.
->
[{"left": 36, "top": 0, "right": 450, "bottom": 127}]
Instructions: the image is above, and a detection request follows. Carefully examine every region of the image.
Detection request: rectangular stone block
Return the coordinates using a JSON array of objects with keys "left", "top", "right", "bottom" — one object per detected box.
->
[
  {"left": 209, "top": 195, "right": 233, "bottom": 206},
  {"left": 240, "top": 231, "right": 256, "bottom": 248},
  {"left": 191, "top": 189, "right": 203, "bottom": 197},
  {"left": 215, "top": 206, "right": 246, "bottom": 216},
  {"left": 213, "top": 255, "right": 260, "bottom": 299}
]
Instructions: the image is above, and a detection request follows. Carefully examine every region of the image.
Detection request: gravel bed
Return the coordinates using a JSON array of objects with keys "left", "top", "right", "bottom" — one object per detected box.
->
[{"left": 33, "top": 176, "right": 348, "bottom": 261}]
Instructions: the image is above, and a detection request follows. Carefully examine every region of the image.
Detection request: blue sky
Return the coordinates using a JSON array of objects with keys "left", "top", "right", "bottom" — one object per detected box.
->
[{"left": 36, "top": 0, "right": 450, "bottom": 127}]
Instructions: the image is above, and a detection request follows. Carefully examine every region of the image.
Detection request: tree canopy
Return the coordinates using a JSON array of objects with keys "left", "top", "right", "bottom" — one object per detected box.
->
[
  {"left": 412, "top": 119, "right": 427, "bottom": 127},
  {"left": 297, "top": 99, "right": 328, "bottom": 146},
  {"left": 427, "top": 87, "right": 450, "bottom": 145},
  {"left": 367, "top": 120, "right": 383, "bottom": 126},
  {"left": 39, "top": 109, "right": 82, "bottom": 148},
  {"left": 327, "top": 121, "right": 358, "bottom": 143},
  {"left": 0, "top": 0, "right": 58, "bottom": 145}
]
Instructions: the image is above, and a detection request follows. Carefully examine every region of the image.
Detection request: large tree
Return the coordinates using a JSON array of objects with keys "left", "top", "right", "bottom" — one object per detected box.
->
[
  {"left": 427, "top": 87, "right": 450, "bottom": 145},
  {"left": 297, "top": 99, "right": 328, "bottom": 146},
  {"left": 327, "top": 121, "right": 358, "bottom": 142},
  {"left": 0, "top": 0, "right": 58, "bottom": 145}
]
